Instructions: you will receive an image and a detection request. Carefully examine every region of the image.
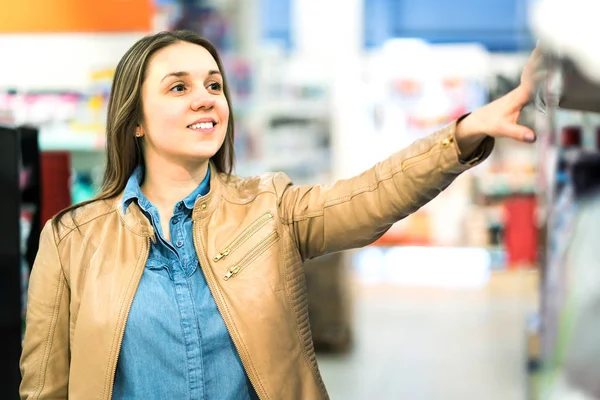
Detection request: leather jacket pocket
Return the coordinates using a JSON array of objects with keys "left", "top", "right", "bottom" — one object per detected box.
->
[
  {"left": 222, "top": 230, "right": 280, "bottom": 281},
  {"left": 213, "top": 211, "right": 274, "bottom": 263}
]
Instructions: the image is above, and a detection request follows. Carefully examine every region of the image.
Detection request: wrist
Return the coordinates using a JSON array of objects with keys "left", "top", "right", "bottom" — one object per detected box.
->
[{"left": 455, "top": 113, "right": 487, "bottom": 159}]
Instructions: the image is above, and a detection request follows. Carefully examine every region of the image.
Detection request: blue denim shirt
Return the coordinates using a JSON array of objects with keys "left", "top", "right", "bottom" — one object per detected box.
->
[{"left": 112, "top": 165, "right": 258, "bottom": 400}]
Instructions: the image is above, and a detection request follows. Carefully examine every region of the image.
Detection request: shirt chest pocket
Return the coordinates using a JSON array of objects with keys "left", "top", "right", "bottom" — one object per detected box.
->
[{"left": 212, "top": 211, "right": 281, "bottom": 283}]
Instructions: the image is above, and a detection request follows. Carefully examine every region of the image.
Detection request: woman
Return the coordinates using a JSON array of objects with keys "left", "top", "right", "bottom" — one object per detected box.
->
[{"left": 20, "top": 30, "right": 541, "bottom": 400}]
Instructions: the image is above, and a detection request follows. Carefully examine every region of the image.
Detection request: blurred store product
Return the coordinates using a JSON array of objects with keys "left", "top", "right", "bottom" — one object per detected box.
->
[
  {"left": 554, "top": 126, "right": 582, "bottom": 197},
  {"left": 504, "top": 195, "right": 537, "bottom": 268},
  {"left": 71, "top": 172, "right": 97, "bottom": 204},
  {"left": 530, "top": 0, "right": 600, "bottom": 84},
  {"left": 40, "top": 152, "right": 72, "bottom": 225}
]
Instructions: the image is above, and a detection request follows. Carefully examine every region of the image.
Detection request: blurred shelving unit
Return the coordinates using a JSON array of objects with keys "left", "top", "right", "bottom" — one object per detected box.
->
[
  {"left": 527, "top": 51, "right": 600, "bottom": 400},
  {"left": 38, "top": 128, "right": 106, "bottom": 152}
]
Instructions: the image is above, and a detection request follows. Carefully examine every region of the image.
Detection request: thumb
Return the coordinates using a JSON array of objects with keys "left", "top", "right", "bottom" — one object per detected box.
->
[{"left": 500, "top": 121, "right": 536, "bottom": 143}]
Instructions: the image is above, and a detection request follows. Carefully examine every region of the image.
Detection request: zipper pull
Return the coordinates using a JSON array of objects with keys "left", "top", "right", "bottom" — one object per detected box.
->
[
  {"left": 213, "top": 248, "right": 231, "bottom": 262},
  {"left": 224, "top": 265, "right": 241, "bottom": 281}
]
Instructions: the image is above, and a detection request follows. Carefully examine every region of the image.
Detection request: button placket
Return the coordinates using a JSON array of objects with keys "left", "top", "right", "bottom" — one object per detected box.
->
[
  {"left": 174, "top": 214, "right": 184, "bottom": 249},
  {"left": 169, "top": 207, "right": 185, "bottom": 250}
]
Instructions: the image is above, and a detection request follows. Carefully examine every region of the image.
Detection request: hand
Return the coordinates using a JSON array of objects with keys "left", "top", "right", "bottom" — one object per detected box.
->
[{"left": 456, "top": 45, "right": 545, "bottom": 156}]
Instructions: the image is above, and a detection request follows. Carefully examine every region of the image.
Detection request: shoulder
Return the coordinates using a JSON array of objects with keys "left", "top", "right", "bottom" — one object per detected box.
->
[
  {"left": 216, "top": 171, "right": 294, "bottom": 203},
  {"left": 52, "top": 198, "right": 118, "bottom": 243}
]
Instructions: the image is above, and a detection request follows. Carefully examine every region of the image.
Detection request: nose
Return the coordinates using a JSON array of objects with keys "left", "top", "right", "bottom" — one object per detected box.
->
[{"left": 190, "top": 89, "right": 216, "bottom": 111}]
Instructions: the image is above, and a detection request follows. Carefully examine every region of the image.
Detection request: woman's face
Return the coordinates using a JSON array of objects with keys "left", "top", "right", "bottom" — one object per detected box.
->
[{"left": 139, "top": 41, "right": 229, "bottom": 167}]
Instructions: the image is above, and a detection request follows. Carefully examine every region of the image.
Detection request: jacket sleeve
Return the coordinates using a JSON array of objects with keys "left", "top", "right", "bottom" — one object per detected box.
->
[
  {"left": 276, "top": 121, "right": 494, "bottom": 261},
  {"left": 20, "top": 221, "right": 70, "bottom": 399}
]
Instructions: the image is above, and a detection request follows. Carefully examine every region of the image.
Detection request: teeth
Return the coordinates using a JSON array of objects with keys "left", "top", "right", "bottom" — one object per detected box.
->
[{"left": 188, "top": 122, "right": 214, "bottom": 129}]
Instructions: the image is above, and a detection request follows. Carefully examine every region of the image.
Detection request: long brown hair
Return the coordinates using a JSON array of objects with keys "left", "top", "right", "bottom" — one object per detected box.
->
[{"left": 53, "top": 30, "right": 235, "bottom": 230}]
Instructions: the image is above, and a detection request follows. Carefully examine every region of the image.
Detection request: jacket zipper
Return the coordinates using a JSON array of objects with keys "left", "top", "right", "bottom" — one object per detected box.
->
[
  {"left": 106, "top": 235, "right": 151, "bottom": 399},
  {"left": 193, "top": 221, "right": 267, "bottom": 399},
  {"left": 401, "top": 144, "right": 440, "bottom": 171},
  {"left": 223, "top": 231, "right": 279, "bottom": 281},
  {"left": 213, "top": 211, "right": 274, "bottom": 262}
]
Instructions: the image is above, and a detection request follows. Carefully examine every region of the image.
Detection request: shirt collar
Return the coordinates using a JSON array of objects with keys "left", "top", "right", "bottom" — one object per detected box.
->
[
  {"left": 122, "top": 165, "right": 145, "bottom": 214},
  {"left": 182, "top": 166, "right": 211, "bottom": 210},
  {"left": 122, "top": 165, "right": 211, "bottom": 213}
]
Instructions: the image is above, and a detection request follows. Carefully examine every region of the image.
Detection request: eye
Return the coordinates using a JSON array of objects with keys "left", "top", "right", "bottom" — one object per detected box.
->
[
  {"left": 207, "top": 82, "right": 222, "bottom": 92},
  {"left": 170, "top": 83, "right": 186, "bottom": 93}
]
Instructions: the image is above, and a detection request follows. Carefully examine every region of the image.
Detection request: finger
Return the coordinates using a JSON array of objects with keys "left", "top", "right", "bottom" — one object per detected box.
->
[
  {"left": 516, "top": 70, "right": 548, "bottom": 106},
  {"left": 522, "top": 53, "right": 547, "bottom": 87},
  {"left": 530, "top": 45, "right": 543, "bottom": 62},
  {"left": 528, "top": 44, "right": 544, "bottom": 65},
  {"left": 499, "top": 122, "right": 536, "bottom": 143},
  {"left": 511, "top": 85, "right": 535, "bottom": 109}
]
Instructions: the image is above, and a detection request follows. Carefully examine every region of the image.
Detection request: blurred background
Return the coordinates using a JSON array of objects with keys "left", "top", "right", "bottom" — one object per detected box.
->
[{"left": 1, "top": 0, "right": 600, "bottom": 399}]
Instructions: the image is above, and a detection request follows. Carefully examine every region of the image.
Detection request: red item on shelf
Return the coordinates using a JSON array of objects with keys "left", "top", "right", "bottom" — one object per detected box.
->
[
  {"left": 560, "top": 126, "right": 582, "bottom": 148},
  {"left": 503, "top": 195, "right": 538, "bottom": 268},
  {"left": 40, "top": 152, "right": 72, "bottom": 227}
]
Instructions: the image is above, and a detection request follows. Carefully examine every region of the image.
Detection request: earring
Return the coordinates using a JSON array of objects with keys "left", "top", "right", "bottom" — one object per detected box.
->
[{"left": 135, "top": 131, "right": 143, "bottom": 138}]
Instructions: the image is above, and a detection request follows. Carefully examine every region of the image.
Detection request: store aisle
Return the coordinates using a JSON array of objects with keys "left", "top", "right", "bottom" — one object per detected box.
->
[{"left": 317, "top": 271, "right": 537, "bottom": 400}]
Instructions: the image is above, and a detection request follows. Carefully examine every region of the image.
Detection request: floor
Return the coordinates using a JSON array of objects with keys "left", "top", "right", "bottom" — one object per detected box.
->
[{"left": 316, "top": 270, "right": 539, "bottom": 400}]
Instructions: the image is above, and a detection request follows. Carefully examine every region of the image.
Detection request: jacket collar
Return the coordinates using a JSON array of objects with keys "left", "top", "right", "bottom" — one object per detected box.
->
[
  {"left": 122, "top": 164, "right": 211, "bottom": 214},
  {"left": 192, "top": 161, "right": 224, "bottom": 221},
  {"left": 115, "top": 161, "right": 225, "bottom": 236}
]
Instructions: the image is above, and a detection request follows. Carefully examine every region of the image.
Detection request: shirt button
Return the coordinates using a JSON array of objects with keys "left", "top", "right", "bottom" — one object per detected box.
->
[
  {"left": 177, "top": 203, "right": 183, "bottom": 211},
  {"left": 176, "top": 240, "right": 184, "bottom": 248},
  {"left": 171, "top": 218, "right": 179, "bottom": 225},
  {"left": 200, "top": 203, "right": 207, "bottom": 210}
]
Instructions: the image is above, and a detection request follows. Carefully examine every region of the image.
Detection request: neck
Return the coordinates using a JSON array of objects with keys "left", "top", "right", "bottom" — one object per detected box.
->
[{"left": 141, "top": 156, "right": 209, "bottom": 212}]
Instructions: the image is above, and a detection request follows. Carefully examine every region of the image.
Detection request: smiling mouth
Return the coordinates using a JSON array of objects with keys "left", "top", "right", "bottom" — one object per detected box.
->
[{"left": 187, "top": 122, "right": 216, "bottom": 130}]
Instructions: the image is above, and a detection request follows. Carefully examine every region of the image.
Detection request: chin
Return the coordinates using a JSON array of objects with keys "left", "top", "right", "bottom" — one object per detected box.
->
[
  {"left": 183, "top": 145, "right": 222, "bottom": 161},
  {"left": 170, "top": 135, "right": 225, "bottom": 163},
  {"left": 182, "top": 150, "right": 219, "bottom": 161}
]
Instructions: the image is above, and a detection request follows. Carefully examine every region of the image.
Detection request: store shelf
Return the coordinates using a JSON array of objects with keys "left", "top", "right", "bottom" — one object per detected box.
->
[
  {"left": 259, "top": 99, "right": 330, "bottom": 119},
  {"left": 533, "top": 50, "right": 600, "bottom": 399},
  {"left": 476, "top": 172, "right": 537, "bottom": 197},
  {"left": 38, "top": 127, "right": 105, "bottom": 152}
]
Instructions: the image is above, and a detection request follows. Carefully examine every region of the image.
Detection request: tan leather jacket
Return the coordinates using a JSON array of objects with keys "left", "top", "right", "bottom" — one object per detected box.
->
[{"left": 20, "top": 122, "right": 493, "bottom": 400}]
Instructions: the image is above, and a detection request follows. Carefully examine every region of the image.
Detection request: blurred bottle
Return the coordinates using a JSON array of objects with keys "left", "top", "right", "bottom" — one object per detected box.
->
[
  {"left": 543, "top": 125, "right": 582, "bottom": 363},
  {"left": 555, "top": 126, "right": 582, "bottom": 198},
  {"left": 71, "top": 172, "right": 96, "bottom": 204}
]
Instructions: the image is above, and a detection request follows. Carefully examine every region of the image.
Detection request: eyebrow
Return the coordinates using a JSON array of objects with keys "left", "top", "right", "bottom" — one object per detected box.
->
[{"left": 160, "top": 70, "right": 222, "bottom": 82}]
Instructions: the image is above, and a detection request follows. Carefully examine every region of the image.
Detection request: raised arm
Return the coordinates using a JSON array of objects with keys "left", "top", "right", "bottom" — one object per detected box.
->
[
  {"left": 277, "top": 46, "right": 543, "bottom": 261},
  {"left": 277, "top": 121, "right": 493, "bottom": 260}
]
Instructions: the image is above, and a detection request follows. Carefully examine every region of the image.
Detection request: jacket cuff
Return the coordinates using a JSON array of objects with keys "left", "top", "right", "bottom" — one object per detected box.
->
[
  {"left": 454, "top": 134, "right": 495, "bottom": 166},
  {"left": 426, "top": 120, "right": 494, "bottom": 176},
  {"left": 450, "top": 114, "right": 495, "bottom": 167}
]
